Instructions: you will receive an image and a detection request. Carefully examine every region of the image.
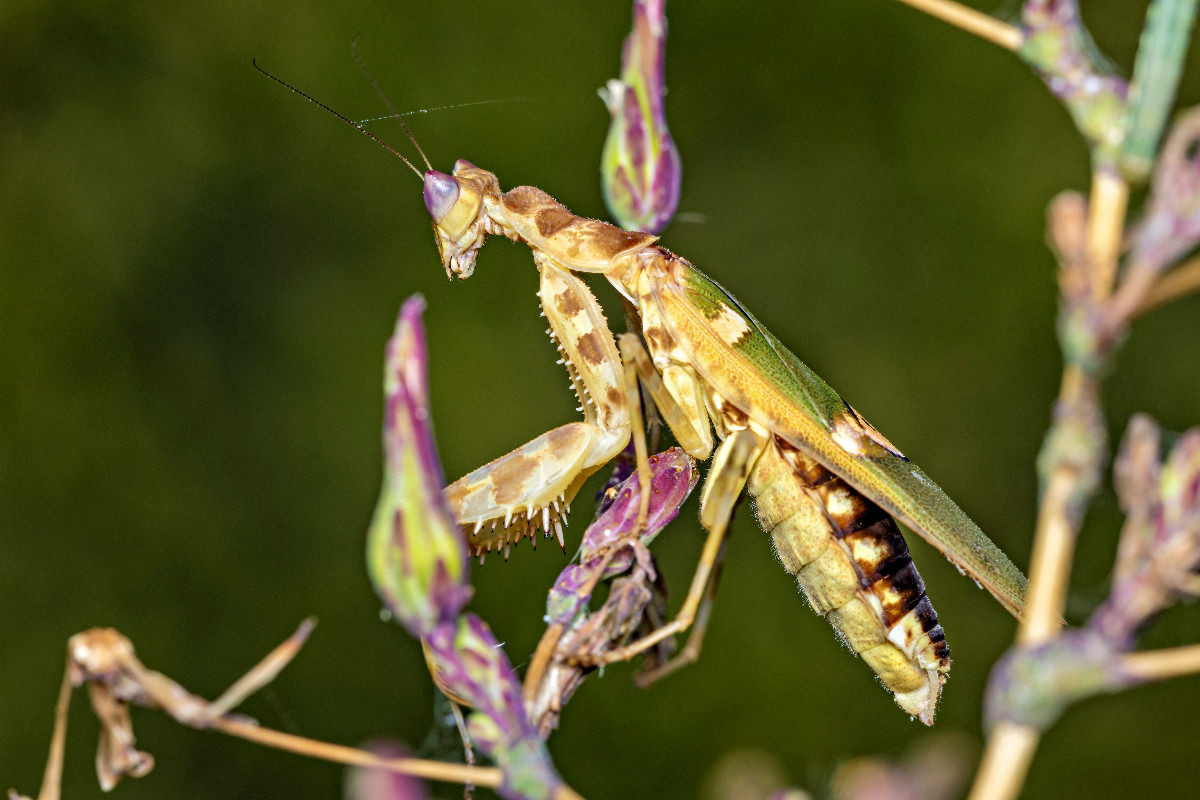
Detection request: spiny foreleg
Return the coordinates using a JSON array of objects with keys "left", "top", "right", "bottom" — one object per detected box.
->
[{"left": 443, "top": 261, "right": 630, "bottom": 558}]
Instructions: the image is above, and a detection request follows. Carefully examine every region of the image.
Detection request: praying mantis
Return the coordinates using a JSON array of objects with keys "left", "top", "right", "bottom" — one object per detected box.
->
[{"left": 257, "top": 63, "right": 1029, "bottom": 726}]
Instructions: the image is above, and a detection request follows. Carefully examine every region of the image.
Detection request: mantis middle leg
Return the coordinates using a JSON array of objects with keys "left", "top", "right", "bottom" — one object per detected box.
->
[{"left": 577, "top": 335, "right": 770, "bottom": 674}]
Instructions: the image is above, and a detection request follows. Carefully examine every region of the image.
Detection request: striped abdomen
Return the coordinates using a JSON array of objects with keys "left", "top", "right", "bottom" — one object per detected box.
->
[{"left": 747, "top": 436, "right": 950, "bottom": 724}]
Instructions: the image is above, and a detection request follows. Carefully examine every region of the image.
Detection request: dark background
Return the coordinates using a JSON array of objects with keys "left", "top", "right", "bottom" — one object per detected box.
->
[{"left": 4, "top": 1, "right": 1199, "bottom": 797}]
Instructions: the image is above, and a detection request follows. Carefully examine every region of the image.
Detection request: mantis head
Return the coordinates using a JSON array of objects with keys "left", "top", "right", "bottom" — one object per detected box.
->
[{"left": 424, "top": 160, "right": 501, "bottom": 279}]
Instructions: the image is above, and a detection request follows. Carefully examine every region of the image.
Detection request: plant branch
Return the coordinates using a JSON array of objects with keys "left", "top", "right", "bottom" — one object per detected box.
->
[
  {"left": 1121, "top": 644, "right": 1200, "bottom": 682},
  {"left": 969, "top": 148, "right": 1127, "bottom": 800},
  {"left": 966, "top": 722, "right": 1040, "bottom": 800},
  {"left": 1087, "top": 168, "right": 1131, "bottom": 301},
  {"left": 214, "top": 717, "right": 505, "bottom": 787},
  {"left": 1019, "top": 465, "right": 1080, "bottom": 645},
  {"left": 892, "top": 0, "right": 1023, "bottom": 50},
  {"left": 1135, "top": 253, "right": 1200, "bottom": 315}
]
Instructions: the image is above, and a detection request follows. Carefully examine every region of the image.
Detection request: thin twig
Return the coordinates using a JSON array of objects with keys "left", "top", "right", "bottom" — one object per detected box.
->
[
  {"left": 970, "top": 151, "right": 1127, "bottom": 799},
  {"left": 892, "top": 0, "right": 1023, "bottom": 50},
  {"left": 1019, "top": 464, "right": 1081, "bottom": 645},
  {"left": 209, "top": 618, "right": 316, "bottom": 718},
  {"left": 1135, "top": 253, "right": 1200, "bottom": 316},
  {"left": 30, "top": 665, "right": 74, "bottom": 800},
  {"left": 1087, "top": 168, "right": 1131, "bottom": 301},
  {"left": 966, "top": 722, "right": 1040, "bottom": 800},
  {"left": 213, "top": 717, "right": 505, "bottom": 787},
  {"left": 1122, "top": 643, "right": 1200, "bottom": 682}
]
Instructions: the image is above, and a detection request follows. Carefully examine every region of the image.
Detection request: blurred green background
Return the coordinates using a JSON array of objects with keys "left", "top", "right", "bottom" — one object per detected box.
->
[{"left": 4, "top": 1, "right": 1200, "bottom": 797}]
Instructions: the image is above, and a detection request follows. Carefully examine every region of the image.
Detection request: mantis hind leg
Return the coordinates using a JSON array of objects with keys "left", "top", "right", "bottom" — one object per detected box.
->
[{"left": 633, "top": 533, "right": 727, "bottom": 687}]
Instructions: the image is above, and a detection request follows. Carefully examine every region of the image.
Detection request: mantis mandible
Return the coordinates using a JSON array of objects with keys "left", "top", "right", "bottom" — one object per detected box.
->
[{"left": 256, "top": 64, "right": 1029, "bottom": 725}]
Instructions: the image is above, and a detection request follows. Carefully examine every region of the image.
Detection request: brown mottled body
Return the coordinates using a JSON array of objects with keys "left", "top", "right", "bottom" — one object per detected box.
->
[{"left": 423, "top": 161, "right": 1027, "bottom": 723}]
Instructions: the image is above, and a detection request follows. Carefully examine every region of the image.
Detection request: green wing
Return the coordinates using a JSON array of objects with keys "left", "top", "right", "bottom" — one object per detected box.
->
[{"left": 653, "top": 257, "right": 1028, "bottom": 618}]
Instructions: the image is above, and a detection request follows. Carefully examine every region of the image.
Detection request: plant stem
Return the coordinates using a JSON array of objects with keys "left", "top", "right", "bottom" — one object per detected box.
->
[
  {"left": 1135, "top": 253, "right": 1200, "bottom": 315},
  {"left": 214, "top": 717, "right": 506, "bottom": 788},
  {"left": 966, "top": 722, "right": 1041, "bottom": 800},
  {"left": 892, "top": 0, "right": 1023, "bottom": 50},
  {"left": 1087, "top": 167, "right": 1130, "bottom": 301},
  {"left": 1122, "top": 643, "right": 1200, "bottom": 682},
  {"left": 969, "top": 153, "right": 1126, "bottom": 800},
  {"left": 1020, "top": 463, "right": 1080, "bottom": 645},
  {"left": 30, "top": 666, "right": 73, "bottom": 800}
]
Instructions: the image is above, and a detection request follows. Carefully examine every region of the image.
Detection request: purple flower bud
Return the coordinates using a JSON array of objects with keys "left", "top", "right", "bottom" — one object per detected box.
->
[
  {"left": 344, "top": 740, "right": 429, "bottom": 800},
  {"left": 367, "top": 297, "right": 470, "bottom": 638},
  {"left": 547, "top": 448, "right": 697, "bottom": 627},
  {"left": 1019, "top": 0, "right": 1128, "bottom": 162},
  {"left": 423, "top": 616, "right": 565, "bottom": 800},
  {"left": 1129, "top": 108, "right": 1200, "bottom": 273},
  {"left": 599, "top": 0, "right": 681, "bottom": 234}
]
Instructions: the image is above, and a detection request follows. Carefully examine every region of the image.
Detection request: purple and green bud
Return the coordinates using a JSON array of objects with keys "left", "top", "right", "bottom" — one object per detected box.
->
[
  {"left": 547, "top": 447, "right": 697, "bottom": 628},
  {"left": 599, "top": 0, "right": 681, "bottom": 234},
  {"left": 367, "top": 296, "right": 470, "bottom": 639},
  {"left": 983, "top": 629, "right": 1126, "bottom": 731},
  {"left": 1019, "top": 0, "right": 1128, "bottom": 165},
  {"left": 344, "top": 740, "right": 430, "bottom": 800},
  {"left": 424, "top": 616, "right": 565, "bottom": 800},
  {"left": 1128, "top": 108, "right": 1200, "bottom": 273},
  {"left": 1094, "top": 416, "right": 1200, "bottom": 641}
]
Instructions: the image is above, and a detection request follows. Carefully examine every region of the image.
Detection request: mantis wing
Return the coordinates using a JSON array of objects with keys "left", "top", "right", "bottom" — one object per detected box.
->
[{"left": 649, "top": 256, "right": 1028, "bottom": 619}]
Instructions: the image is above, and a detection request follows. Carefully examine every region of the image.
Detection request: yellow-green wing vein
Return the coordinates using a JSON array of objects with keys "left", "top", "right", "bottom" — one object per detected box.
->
[{"left": 652, "top": 257, "right": 1028, "bottom": 618}]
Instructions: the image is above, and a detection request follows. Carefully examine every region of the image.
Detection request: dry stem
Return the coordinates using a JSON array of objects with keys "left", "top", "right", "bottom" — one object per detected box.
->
[
  {"left": 966, "top": 723, "right": 1040, "bottom": 800},
  {"left": 892, "top": 0, "right": 1023, "bottom": 50},
  {"left": 29, "top": 668, "right": 73, "bottom": 800},
  {"left": 214, "top": 717, "right": 504, "bottom": 787},
  {"left": 1121, "top": 644, "right": 1200, "bottom": 683},
  {"left": 1019, "top": 464, "right": 1081, "bottom": 645},
  {"left": 1135, "top": 253, "right": 1200, "bottom": 316},
  {"left": 1087, "top": 169, "right": 1130, "bottom": 301},
  {"left": 219, "top": 717, "right": 589, "bottom": 800},
  {"left": 968, "top": 152, "right": 1128, "bottom": 800}
]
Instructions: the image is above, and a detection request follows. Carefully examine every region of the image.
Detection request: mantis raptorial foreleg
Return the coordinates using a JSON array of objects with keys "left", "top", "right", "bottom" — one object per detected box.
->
[
  {"left": 444, "top": 262, "right": 632, "bottom": 557},
  {"left": 522, "top": 333, "right": 659, "bottom": 702},
  {"left": 411, "top": 161, "right": 1022, "bottom": 721}
]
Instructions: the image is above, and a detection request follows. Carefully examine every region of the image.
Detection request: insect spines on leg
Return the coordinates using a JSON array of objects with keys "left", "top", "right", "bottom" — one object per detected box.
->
[
  {"left": 414, "top": 164, "right": 1024, "bottom": 719},
  {"left": 442, "top": 259, "right": 633, "bottom": 558}
]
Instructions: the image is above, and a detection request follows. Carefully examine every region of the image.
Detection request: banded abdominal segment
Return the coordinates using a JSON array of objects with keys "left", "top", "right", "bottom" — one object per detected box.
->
[{"left": 747, "top": 436, "right": 950, "bottom": 724}]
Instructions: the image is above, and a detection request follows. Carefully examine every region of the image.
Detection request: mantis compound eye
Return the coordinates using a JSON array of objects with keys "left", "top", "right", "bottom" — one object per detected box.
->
[
  {"left": 423, "top": 170, "right": 459, "bottom": 225},
  {"left": 423, "top": 169, "right": 484, "bottom": 241}
]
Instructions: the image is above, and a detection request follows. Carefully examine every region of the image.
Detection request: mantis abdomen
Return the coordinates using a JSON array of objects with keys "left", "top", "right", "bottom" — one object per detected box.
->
[{"left": 748, "top": 437, "right": 950, "bottom": 722}]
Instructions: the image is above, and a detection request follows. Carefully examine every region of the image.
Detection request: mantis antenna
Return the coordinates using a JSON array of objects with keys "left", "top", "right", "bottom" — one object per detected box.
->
[
  {"left": 349, "top": 38, "right": 434, "bottom": 174},
  {"left": 252, "top": 58, "right": 424, "bottom": 180}
]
